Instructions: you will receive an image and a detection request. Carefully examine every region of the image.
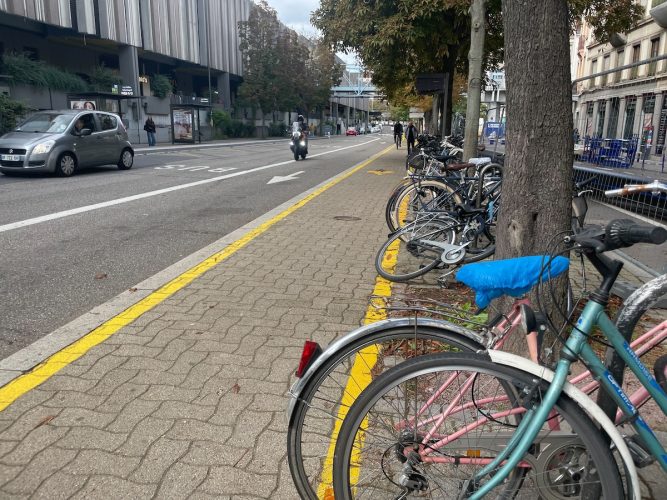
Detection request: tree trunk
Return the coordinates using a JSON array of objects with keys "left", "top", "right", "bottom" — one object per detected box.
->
[
  {"left": 496, "top": 0, "right": 573, "bottom": 355},
  {"left": 430, "top": 94, "right": 440, "bottom": 134},
  {"left": 463, "top": 0, "right": 485, "bottom": 161}
]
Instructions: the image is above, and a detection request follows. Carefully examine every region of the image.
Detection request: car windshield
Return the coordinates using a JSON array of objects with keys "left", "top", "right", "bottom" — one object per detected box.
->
[{"left": 15, "top": 113, "right": 74, "bottom": 133}]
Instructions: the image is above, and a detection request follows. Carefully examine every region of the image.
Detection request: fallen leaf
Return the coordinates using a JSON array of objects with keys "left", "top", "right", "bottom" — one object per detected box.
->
[
  {"left": 128, "top": 287, "right": 138, "bottom": 292},
  {"left": 34, "top": 415, "right": 56, "bottom": 429},
  {"left": 231, "top": 383, "right": 241, "bottom": 394},
  {"left": 95, "top": 273, "right": 108, "bottom": 280}
]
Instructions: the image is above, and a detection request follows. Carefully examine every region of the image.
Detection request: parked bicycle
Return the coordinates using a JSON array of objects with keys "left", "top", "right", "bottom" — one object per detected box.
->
[
  {"left": 286, "top": 180, "right": 667, "bottom": 499},
  {"left": 332, "top": 217, "right": 667, "bottom": 499}
]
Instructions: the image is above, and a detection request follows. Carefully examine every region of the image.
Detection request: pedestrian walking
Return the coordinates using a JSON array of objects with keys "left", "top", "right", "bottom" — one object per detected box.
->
[
  {"left": 405, "top": 120, "right": 418, "bottom": 154},
  {"left": 144, "top": 116, "right": 156, "bottom": 146}
]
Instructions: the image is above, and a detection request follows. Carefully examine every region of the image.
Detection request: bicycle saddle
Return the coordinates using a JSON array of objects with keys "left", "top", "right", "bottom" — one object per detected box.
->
[{"left": 456, "top": 256, "right": 569, "bottom": 308}]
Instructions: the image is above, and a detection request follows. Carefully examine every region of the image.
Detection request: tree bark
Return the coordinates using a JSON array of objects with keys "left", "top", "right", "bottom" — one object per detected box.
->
[
  {"left": 463, "top": 0, "right": 485, "bottom": 161},
  {"left": 430, "top": 94, "right": 440, "bottom": 134},
  {"left": 496, "top": 0, "right": 573, "bottom": 354}
]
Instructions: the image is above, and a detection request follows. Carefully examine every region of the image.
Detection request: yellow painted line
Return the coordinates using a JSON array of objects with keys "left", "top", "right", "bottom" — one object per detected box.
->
[
  {"left": 317, "top": 188, "right": 407, "bottom": 499},
  {"left": 0, "top": 145, "right": 395, "bottom": 412}
]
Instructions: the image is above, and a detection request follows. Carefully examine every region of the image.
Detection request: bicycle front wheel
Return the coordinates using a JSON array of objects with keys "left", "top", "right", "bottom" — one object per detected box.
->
[
  {"left": 287, "top": 327, "right": 482, "bottom": 500},
  {"left": 333, "top": 352, "right": 623, "bottom": 500},
  {"left": 376, "top": 219, "right": 457, "bottom": 282}
]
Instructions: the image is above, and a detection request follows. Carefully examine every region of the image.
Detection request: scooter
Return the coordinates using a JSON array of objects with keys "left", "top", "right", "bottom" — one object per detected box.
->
[{"left": 290, "top": 123, "right": 308, "bottom": 161}]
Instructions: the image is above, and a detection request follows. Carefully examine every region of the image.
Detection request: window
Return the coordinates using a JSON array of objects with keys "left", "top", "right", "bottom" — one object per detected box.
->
[
  {"left": 97, "top": 113, "right": 117, "bottom": 131},
  {"left": 601, "top": 55, "right": 610, "bottom": 86},
  {"left": 630, "top": 44, "right": 641, "bottom": 79},
  {"left": 607, "top": 98, "right": 620, "bottom": 138},
  {"left": 591, "top": 59, "right": 598, "bottom": 87},
  {"left": 648, "top": 38, "right": 660, "bottom": 76},
  {"left": 623, "top": 97, "right": 637, "bottom": 139},
  {"left": 615, "top": 49, "right": 624, "bottom": 83},
  {"left": 72, "top": 113, "right": 96, "bottom": 135},
  {"left": 596, "top": 101, "right": 605, "bottom": 136}
]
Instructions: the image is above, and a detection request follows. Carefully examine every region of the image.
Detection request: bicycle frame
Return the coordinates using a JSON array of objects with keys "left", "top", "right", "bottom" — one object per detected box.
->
[{"left": 471, "top": 298, "right": 667, "bottom": 498}]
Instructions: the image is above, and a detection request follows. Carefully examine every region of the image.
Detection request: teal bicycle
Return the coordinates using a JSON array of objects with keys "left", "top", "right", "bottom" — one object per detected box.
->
[{"left": 333, "top": 219, "right": 667, "bottom": 499}]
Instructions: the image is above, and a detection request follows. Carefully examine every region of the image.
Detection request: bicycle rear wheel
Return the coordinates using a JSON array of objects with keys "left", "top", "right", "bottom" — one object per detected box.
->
[
  {"left": 334, "top": 352, "right": 622, "bottom": 500},
  {"left": 287, "top": 327, "right": 482, "bottom": 500},
  {"left": 388, "top": 180, "right": 462, "bottom": 234},
  {"left": 376, "top": 219, "right": 457, "bottom": 282}
]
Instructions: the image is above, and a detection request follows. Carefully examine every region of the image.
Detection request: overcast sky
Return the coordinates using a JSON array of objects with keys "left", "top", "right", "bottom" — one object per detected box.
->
[{"left": 266, "top": 0, "right": 357, "bottom": 65}]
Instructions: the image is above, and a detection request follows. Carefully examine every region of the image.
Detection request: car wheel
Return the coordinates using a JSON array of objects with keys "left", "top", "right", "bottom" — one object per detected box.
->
[
  {"left": 56, "top": 153, "right": 77, "bottom": 177},
  {"left": 117, "top": 148, "right": 134, "bottom": 170}
]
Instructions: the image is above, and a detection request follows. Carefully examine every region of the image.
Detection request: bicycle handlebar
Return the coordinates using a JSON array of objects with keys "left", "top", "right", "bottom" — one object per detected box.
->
[
  {"left": 569, "top": 219, "right": 667, "bottom": 253},
  {"left": 605, "top": 180, "right": 667, "bottom": 197}
]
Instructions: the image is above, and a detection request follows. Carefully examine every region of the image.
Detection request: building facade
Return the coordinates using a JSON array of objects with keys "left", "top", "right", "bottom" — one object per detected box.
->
[
  {"left": 572, "top": 0, "right": 667, "bottom": 157},
  {"left": 0, "top": 0, "right": 251, "bottom": 141}
]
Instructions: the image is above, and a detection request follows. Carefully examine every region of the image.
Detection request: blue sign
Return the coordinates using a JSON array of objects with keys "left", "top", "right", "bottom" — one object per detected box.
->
[{"left": 484, "top": 122, "right": 505, "bottom": 138}]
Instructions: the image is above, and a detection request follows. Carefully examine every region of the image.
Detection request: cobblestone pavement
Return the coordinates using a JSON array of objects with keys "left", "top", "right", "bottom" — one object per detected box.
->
[{"left": 0, "top": 145, "right": 665, "bottom": 498}]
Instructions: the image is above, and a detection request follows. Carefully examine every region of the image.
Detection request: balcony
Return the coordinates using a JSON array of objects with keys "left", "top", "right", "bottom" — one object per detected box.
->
[{"left": 650, "top": 0, "right": 667, "bottom": 29}]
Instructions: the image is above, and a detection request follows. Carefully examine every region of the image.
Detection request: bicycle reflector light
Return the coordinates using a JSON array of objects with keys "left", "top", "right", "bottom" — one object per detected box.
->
[{"left": 296, "top": 340, "right": 322, "bottom": 378}]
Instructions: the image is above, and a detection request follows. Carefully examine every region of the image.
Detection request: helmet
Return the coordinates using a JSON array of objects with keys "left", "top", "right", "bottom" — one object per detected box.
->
[{"left": 298, "top": 114, "right": 304, "bottom": 122}]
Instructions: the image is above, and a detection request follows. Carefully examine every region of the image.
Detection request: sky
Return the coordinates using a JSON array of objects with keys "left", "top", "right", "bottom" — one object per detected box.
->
[{"left": 266, "top": 0, "right": 357, "bottom": 66}]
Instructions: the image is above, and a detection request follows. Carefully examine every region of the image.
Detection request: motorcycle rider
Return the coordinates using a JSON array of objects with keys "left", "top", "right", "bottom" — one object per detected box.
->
[{"left": 293, "top": 115, "right": 308, "bottom": 146}]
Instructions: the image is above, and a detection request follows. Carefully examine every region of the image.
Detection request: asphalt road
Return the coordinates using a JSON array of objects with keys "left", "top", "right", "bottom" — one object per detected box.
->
[{"left": 0, "top": 134, "right": 389, "bottom": 359}]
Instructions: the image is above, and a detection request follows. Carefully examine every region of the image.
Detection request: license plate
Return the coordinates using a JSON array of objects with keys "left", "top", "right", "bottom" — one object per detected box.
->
[{"left": 1, "top": 155, "right": 20, "bottom": 161}]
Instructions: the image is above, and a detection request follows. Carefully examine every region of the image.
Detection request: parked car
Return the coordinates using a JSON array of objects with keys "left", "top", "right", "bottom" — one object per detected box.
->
[
  {"left": 345, "top": 127, "right": 358, "bottom": 136},
  {"left": 0, "top": 109, "right": 134, "bottom": 177},
  {"left": 371, "top": 125, "right": 382, "bottom": 133}
]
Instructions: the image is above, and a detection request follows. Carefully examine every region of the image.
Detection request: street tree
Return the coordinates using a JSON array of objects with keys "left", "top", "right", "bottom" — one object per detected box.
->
[
  {"left": 311, "top": 0, "right": 503, "bottom": 134},
  {"left": 237, "top": 1, "right": 281, "bottom": 127},
  {"left": 496, "top": 0, "right": 642, "bottom": 354}
]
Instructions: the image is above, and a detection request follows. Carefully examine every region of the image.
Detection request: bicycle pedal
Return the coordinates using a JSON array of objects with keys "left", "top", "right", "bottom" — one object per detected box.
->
[{"left": 624, "top": 435, "right": 655, "bottom": 468}]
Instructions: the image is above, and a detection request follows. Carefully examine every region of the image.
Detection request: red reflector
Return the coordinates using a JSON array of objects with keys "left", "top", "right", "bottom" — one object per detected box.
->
[{"left": 296, "top": 340, "right": 321, "bottom": 378}]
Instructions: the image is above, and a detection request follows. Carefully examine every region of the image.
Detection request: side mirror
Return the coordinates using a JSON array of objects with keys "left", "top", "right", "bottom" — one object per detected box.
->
[{"left": 81, "top": 128, "right": 93, "bottom": 136}]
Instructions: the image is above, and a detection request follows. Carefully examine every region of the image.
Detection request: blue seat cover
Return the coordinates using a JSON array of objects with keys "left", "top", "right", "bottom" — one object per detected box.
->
[{"left": 456, "top": 256, "right": 569, "bottom": 308}]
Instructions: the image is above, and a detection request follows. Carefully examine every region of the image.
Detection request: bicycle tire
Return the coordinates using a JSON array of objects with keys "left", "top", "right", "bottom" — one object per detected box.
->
[
  {"left": 375, "top": 219, "right": 457, "bottom": 282},
  {"left": 333, "top": 352, "right": 623, "bottom": 500},
  {"left": 388, "top": 179, "right": 462, "bottom": 234},
  {"left": 287, "top": 326, "right": 482, "bottom": 500}
]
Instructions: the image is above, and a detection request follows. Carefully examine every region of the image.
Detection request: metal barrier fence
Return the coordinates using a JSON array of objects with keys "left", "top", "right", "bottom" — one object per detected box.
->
[{"left": 573, "top": 165, "right": 667, "bottom": 223}]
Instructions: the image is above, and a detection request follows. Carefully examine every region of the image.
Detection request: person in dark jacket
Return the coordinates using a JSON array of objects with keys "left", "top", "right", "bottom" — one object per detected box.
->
[
  {"left": 144, "top": 116, "right": 156, "bottom": 146},
  {"left": 405, "top": 120, "right": 418, "bottom": 154},
  {"left": 393, "top": 121, "right": 403, "bottom": 148}
]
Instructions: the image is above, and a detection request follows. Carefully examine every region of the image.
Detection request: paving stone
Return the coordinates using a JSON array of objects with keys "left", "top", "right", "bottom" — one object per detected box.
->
[
  {"left": 130, "top": 369, "right": 186, "bottom": 386},
  {"left": 122, "top": 356, "right": 174, "bottom": 372},
  {"left": 32, "top": 471, "right": 88, "bottom": 499},
  {"left": 1, "top": 425, "right": 68, "bottom": 465},
  {"left": 0, "top": 463, "right": 22, "bottom": 488},
  {"left": 155, "top": 462, "right": 208, "bottom": 498},
  {"left": 63, "top": 449, "right": 140, "bottom": 477},
  {"left": 42, "top": 390, "right": 106, "bottom": 410},
  {"left": 87, "top": 367, "right": 139, "bottom": 397},
  {"left": 129, "top": 437, "right": 189, "bottom": 484},
  {"left": 0, "top": 390, "right": 53, "bottom": 421},
  {"left": 169, "top": 350, "right": 209, "bottom": 375},
  {"left": 78, "top": 353, "right": 127, "bottom": 380},
  {"left": 115, "top": 416, "right": 172, "bottom": 457},
  {"left": 39, "top": 374, "right": 97, "bottom": 393},
  {"left": 141, "top": 385, "right": 199, "bottom": 402},
  {"left": 245, "top": 429, "right": 286, "bottom": 475},
  {"left": 72, "top": 475, "right": 156, "bottom": 499},
  {"left": 50, "top": 407, "right": 116, "bottom": 429},
  {"left": 105, "top": 398, "right": 161, "bottom": 434},
  {"left": 57, "top": 427, "right": 125, "bottom": 452},
  {"left": 180, "top": 441, "right": 248, "bottom": 467},
  {"left": 0, "top": 406, "right": 64, "bottom": 442},
  {"left": 3, "top": 446, "right": 77, "bottom": 494},
  {"left": 152, "top": 401, "right": 216, "bottom": 421},
  {"left": 226, "top": 411, "right": 272, "bottom": 448},
  {"left": 199, "top": 466, "right": 277, "bottom": 497},
  {"left": 95, "top": 382, "right": 149, "bottom": 413},
  {"left": 167, "top": 419, "right": 231, "bottom": 444}
]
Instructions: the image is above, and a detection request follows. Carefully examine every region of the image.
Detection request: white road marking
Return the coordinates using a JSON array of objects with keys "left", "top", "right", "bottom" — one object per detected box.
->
[
  {"left": 267, "top": 171, "right": 304, "bottom": 184},
  {"left": 0, "top": 138, "right": 380, "bottom": 233}
]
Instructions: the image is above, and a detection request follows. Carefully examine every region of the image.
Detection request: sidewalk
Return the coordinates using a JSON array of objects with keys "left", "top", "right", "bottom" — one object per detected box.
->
[
  {"left": 0, "top": 145, "right": 400, "bottom": 498},
  {"left": 0, "top": 145, "right": 664, "bottom": 498}
]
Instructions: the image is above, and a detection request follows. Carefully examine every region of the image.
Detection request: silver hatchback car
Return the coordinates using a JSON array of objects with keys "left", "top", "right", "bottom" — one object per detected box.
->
[{"left": 0, "top": 109, "right": 134, "bottom": 176}]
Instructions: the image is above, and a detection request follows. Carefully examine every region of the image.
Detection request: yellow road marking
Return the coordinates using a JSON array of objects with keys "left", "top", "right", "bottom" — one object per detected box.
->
[
  {"left": 317, "top": 186, "right": 407, "bottom": 499},
  {"left": 0, "top": 145, "right": 395, "bottom": 412},
  {"left": 367, "top": 169, "right": 393, "bottom": 175}
]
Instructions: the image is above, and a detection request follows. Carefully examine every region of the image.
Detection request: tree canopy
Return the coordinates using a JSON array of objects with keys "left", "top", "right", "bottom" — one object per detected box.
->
[
  {"left": 237, "top": 1, "right": 342, "bottom": 122},
  {"left": 312, "top": 0, "right": 643, "bottom": 105}
]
